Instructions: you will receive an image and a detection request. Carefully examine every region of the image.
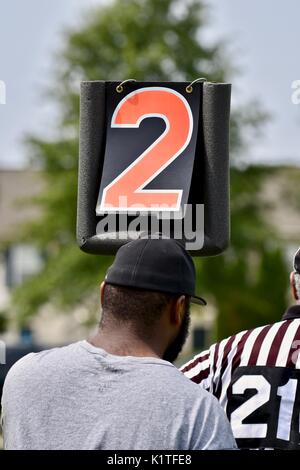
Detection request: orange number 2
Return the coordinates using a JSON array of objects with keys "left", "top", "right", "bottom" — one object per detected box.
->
[{"left": 99, "top": 87, "right": 193, "bottom": 212}]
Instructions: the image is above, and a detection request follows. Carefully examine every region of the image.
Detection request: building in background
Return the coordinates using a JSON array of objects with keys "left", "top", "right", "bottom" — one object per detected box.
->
[
  {"left": 0, "top": 167, "right": 300, "bottom": 355},
  {"left": 261, "top": 167, "right": 300, "bottom": 255},
  {"left": 0, "top": 169, "right": 217, "bottom": 353},
  {"left": 0, "top": 170, "right": 89, "bottom": 347},
  {"left": 0, "top": 170, "right": 44, "bottom": 330}
]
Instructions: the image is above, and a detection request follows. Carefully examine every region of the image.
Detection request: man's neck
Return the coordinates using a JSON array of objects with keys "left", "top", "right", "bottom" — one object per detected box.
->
[
  {"left": 88, "top": 328, "right": 163, "bottom": 359},
  {"left": 282, "top": 303, "right": 300, "bottom": 321}
]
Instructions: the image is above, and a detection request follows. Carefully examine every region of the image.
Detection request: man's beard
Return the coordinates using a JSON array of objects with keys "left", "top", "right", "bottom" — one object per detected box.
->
[{"left": 163, "top": 305, "right": 191, "bottom": 363}]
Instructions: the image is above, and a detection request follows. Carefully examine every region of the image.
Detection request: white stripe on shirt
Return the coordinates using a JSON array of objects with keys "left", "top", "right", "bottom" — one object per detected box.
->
[
  {"left": 256, "top": 321, "right": 284, "bottom": 366},
  {"left": 184, "top": 359, "right": 210, "bottom": 379},
  {"left": 213, "top": 337, "right": 232, "bottom": 388},
  {"left": 239, "top": 325, "right": 266, "bottom": 366},
  {"left": 276, "top": 320, "right": 300, "bottom": 366}
]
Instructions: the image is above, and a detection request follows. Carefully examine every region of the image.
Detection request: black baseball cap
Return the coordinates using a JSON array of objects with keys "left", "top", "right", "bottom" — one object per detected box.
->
[
  {"left": 294, "top": 247, "right": 300, "bottom": 273},
  {"left": 105, "top": 238, "right": 207, "bottom": 305}
]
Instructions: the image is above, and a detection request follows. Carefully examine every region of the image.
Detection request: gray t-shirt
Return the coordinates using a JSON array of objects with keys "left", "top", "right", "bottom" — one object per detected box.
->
[{"left": 1, "top": 341, "right": 236, "bottom": 450}]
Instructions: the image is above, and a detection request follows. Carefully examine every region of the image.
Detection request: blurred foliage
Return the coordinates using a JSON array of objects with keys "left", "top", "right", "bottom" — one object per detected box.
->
[
  {"left": 196, "top": 166, "right": 288, "bottom": 339},
  {"left": 11, "top": 0, "right": 289, "bottom": 340}
]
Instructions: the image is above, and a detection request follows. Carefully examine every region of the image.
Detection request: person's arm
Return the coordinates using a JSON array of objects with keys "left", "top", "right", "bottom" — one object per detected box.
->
[
  {"left": 180, "top": 345, "right": 216, "bottom": 392},
  {"left": 181, "top": 334, "right": 237, "bottom": 394}
]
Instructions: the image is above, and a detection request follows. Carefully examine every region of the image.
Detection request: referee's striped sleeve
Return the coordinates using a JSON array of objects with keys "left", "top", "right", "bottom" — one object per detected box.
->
[{"left": 180, "top": 347, "right": 214, "bottom": 389}]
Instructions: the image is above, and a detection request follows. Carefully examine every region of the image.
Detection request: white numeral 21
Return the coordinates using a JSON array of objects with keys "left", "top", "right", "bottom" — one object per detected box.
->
[{"left": 230, "top": 375, "right": 299, "bottom": 441}]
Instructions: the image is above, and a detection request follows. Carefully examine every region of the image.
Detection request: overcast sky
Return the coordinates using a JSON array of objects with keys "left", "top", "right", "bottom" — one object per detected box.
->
[{"left": 0, "top": 0, "right": 300, "bottom": 168}]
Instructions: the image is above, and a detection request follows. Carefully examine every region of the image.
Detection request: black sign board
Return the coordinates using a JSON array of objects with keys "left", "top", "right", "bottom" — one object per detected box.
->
[{"left": 77, "top": 80, "right": 231, "bottom": 256}]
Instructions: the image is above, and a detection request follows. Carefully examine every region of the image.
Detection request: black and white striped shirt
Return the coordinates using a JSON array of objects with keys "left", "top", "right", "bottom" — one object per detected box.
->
[{"left": 181, "top": 306, "right": 300, "bottom": 449}]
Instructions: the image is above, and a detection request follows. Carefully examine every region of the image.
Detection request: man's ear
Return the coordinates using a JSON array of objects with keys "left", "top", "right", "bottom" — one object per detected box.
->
[
  {"left": 170, "top": 295, "right": 186, "bottom": 326},
  {"left": 290, "top": 272, "right": 298, "bottom": 301},
  {"left": 100, "top": 281, "right": 106, "bottom": 307}
]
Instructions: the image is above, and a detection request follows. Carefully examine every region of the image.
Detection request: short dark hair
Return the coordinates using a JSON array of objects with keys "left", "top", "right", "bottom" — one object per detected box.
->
[
  {"left": 294, "top": 272, "right": 300, "bottom": 299},
  {"left": 101, "top": 283, "right": 178, "bottom": 335}
]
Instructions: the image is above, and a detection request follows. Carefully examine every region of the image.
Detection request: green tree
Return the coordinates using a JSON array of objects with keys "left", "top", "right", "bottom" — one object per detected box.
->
[
  {"left": 195, "top": 166, "right": 288, "bottom": 340},
  {"left": 11, "top": 0, "right": 287, "bottom": 340}
]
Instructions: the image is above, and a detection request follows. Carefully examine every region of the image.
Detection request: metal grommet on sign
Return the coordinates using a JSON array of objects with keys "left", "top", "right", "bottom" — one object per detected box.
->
[
  {"left": 116, "top": 79, "right": 136, "bottom": 93},
  {"left": 186, "top": 77, "right": 207, "bottom": 94}
]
